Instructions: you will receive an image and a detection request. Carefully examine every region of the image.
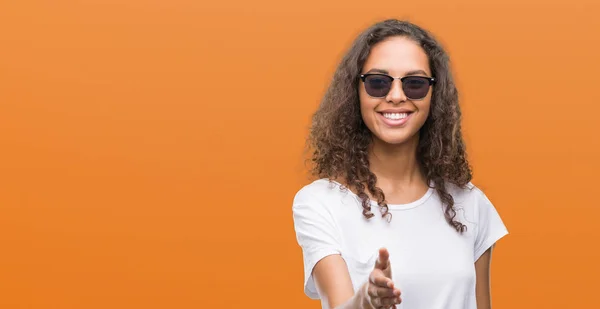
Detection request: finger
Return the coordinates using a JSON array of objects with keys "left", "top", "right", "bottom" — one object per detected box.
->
[
  {"left": 380, "top": 278, "right": 402, "bottom": 297},
  {"left": 379, "top": 296, "right": 401, "bottom": 307},
  {"left": 367, "top": 284, "right": 397, "bottom": 298},
  {"left": 369, "top": 268, "right": 393, "bottom": 287},
  {"left": 394, "top": 288, "right": 401, "bottom": 297},
  {"left": 382, "top": 295, "right": 403, "bottom": 308},
  {"left": 370, "top": 296, "right": 384, "bottom": 308},
  {"left": 375, "top": 248, "right": 390, "bottom": 270}
]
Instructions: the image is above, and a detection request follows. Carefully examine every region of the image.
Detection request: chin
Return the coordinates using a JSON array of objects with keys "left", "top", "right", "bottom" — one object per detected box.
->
[{"left": 376, "top": 133, "right": 417, "bottom": 146}]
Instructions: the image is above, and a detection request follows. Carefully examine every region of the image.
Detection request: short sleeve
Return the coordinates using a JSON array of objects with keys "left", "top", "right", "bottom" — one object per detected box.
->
[
  {"left": 292, "top": 187, "right": 342, "bottom": 299},
  {"left": 473, "top": 188, "right": 509, "bottom": 261}
]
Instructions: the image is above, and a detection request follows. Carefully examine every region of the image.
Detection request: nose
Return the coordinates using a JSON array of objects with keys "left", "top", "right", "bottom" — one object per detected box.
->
[{"left": 385, "top": 79, "right": 407, "bottom": 104}]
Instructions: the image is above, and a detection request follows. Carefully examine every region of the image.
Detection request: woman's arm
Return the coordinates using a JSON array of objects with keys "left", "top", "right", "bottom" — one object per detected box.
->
[
  {"left": 312, "top": 249, "right": 401, "bottom": 309},
  {"left": 313, "top": 254, "right": 368, "bottom": 309},
  {"left": 475, "top": 246, "right": 494, "bottom": 309}
]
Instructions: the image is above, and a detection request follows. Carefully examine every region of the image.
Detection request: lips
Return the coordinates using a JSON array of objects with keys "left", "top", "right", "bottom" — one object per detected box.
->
[{"left": 377, "top": 111, "right": 413, "bottom": 127}]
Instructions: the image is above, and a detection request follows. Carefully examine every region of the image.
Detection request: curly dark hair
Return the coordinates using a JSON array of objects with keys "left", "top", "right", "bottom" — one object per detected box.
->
[{"left": 306, "top": 19, "right": 472, "bottom": 233}]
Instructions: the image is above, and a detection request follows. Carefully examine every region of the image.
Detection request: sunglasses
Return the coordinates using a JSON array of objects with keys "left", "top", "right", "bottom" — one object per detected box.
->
[{"left": 359, "top": 73, "right": 436, "bottom": 100}]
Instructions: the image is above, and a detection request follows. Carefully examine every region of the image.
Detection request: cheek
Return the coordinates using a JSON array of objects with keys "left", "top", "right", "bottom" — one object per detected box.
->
[
  {"left": 359, "top": 94, "right": 378, "bottom": 123},
  {"left": 416, "top": 100, "right": 432, "bottom": 121},
  {"left": 358, "top": 89, "right": 370, "bottom": 110}
]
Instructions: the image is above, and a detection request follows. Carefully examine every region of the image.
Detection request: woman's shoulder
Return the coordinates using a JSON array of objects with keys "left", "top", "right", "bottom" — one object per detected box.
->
[
  {"left": 293, "top": 178, "right": 347, "bottom": 203},
  {"left": 443, "top": 181, "right": 478, "bottom": 197},
  {"left": 443, "top": 181, "right": 495, "bottom": 211},
  {"left": 292, "top": 178, "right": 362, "bottom": 215}
]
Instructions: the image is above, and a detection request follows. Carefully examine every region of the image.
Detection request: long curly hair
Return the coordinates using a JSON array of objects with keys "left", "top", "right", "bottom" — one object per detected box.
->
[{"left": 306, "top": 19, "right": 472, "bottom": 233}]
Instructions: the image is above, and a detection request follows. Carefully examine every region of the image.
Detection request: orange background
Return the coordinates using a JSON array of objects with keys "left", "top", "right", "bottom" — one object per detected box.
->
[{"left": 1, "top": 0, "right": 599, "bottom": 308}]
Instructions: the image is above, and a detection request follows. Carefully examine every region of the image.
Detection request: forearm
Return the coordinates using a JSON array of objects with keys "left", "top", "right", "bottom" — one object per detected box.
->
[{"left": 332, "top": 282, "right": 372, "bottom": 309}]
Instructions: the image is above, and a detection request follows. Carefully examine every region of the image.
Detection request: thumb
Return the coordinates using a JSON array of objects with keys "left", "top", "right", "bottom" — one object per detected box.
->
[{"left": 374, "top": 247, "right": 390, "bottom": 271}]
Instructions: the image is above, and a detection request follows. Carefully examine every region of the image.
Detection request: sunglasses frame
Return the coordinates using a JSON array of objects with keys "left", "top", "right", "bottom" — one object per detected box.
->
[{"left": 359, "top": 73, "right": 436, "bottom": 100}]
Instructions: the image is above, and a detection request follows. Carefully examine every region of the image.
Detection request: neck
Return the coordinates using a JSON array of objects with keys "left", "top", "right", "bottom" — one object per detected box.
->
[{"left": 368, "top": 135, "right": 425, "bottom": 187}]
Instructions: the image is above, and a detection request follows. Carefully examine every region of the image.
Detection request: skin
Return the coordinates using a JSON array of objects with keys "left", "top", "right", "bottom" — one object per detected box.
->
[
  {"left": 312, "top": 36, "right": 495, "bottom": 309},
  {"left": 314, "top": 248, "right": 401, "bottom": 309}
]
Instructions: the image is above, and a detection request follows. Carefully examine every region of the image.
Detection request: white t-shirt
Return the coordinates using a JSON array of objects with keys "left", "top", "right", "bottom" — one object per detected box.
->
[{"left": 292, "top": 179, "right": 508, "bottom": 309}]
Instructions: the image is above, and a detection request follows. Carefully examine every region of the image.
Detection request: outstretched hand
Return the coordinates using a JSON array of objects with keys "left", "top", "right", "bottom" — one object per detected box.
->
[{"left": 364, "top": 248, "right": 402, "bottom": 309}]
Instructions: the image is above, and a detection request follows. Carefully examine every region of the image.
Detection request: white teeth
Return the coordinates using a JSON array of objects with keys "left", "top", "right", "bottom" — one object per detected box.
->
[{"left": 383, "top": 112, "right": 408, "bottom": 120}]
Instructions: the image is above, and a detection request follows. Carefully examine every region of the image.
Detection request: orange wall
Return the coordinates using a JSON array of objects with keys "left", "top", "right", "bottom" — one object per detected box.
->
[{"left": 1, "top": 0, "right": 599, "bottom": 308}]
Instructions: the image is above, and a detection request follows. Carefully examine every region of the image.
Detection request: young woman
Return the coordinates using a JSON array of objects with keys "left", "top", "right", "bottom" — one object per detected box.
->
[{"left": 292, "top": 19, "right": 509, "bottom": 309}]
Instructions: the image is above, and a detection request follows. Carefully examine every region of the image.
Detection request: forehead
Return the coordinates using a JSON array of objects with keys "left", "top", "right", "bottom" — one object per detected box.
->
[{"left": 363, "top": 36, "right": 431, "bottom": 75}]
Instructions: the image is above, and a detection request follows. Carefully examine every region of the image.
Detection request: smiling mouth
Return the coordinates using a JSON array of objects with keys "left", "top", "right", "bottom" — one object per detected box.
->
[{"left": 380, "top": 112, "right": 411, "bottom": 120}]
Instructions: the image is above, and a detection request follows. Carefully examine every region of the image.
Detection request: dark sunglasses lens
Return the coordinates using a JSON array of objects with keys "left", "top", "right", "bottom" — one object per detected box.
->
[
  {"left": 364, "top": 75, "right": 391, "bottom": 97},
  {"left": 402, "top": 77, "right": 430, "bottom": 99}
]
